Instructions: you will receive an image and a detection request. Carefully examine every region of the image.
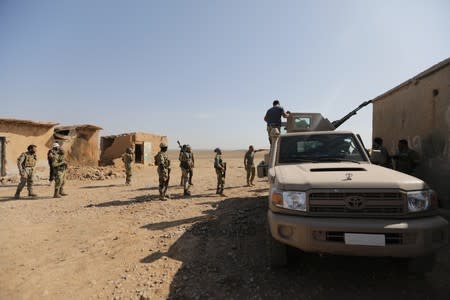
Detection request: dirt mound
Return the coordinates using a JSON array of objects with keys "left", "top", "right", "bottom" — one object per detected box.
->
[{"left": 65, "top": 166, "right": 125, "bottom": 181}]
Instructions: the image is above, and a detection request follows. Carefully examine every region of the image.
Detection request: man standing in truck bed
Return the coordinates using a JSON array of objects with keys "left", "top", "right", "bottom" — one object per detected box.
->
[{"left": 264, "top": 100, "right": 290, "bottom": 144}]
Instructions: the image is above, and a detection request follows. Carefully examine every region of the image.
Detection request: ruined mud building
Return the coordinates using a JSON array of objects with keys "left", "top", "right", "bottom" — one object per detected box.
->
[
  {"left": 372, "top": 57, "right": 450, "bottom": 207},
  {"left": 0, "top": 118, "right": 58, "bottom": 177},
  {"left": 54, "top": 124, "right": 102, "bottom": 166},
  {"left": 100, "top": 132, "right": 167, "bottom": 166}
]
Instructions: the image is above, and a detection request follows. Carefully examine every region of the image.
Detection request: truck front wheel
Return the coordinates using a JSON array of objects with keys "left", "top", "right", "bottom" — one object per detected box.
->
[{"left": 267, "top": 228, "right": 287, "bottom": 268}]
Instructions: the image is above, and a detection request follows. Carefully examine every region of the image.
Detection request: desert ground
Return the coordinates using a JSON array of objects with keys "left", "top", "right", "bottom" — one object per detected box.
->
[{"left": 1, "top": 150, "right": 450, "bottom": 300}]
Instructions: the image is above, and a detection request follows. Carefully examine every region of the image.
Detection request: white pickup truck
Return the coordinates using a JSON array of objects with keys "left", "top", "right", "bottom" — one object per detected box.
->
[{"left": 263, "top": 113, "right": 448, "bottom": 272}]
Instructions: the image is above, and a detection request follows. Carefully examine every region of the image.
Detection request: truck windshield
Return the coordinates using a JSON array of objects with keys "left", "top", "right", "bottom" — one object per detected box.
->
[{"left": 278, "top": 134, "right": 368, "bottom": 164}]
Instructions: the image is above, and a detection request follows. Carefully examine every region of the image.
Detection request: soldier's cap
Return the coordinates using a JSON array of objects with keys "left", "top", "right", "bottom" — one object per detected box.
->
[
  {"left": 160, "top": 142, "right": 168, "bottom": 148},
  {"left": 214, "top": 147, "right": 221, "bottom": 153},
  {"left": 27, "top": 144, "right": 37, "bottom": 150},
  {"left": 52, "top": 142, "right": 60, "bottom": 148}
]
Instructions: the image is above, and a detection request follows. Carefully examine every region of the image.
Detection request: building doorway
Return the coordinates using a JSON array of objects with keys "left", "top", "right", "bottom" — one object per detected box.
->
[
  {"left": 135, "top": 143, "right": 144, "bottom": 163},
  {"left": 0, "top": 137, "right": 5, "bottom": 176}
]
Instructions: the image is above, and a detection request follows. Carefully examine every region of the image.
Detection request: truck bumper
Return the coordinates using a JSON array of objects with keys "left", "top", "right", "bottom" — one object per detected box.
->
[{"left": 268, "top": 211, "right": 448, "bottom": 257}]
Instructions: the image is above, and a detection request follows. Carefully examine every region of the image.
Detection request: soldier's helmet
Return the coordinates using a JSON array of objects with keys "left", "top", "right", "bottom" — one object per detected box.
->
[
  {"left": 186, "top": 144, "right": 191, "bottom": 150},
  {"left": 160, "top": 142, "right": 168, "bottom": 148},
  {"left": 52, "top": 142, "right": 60, "bottom": 149},
  {"left": 126, "top": 147, "right": 133, "bottom": 153},
  {"left": 27, "top": 144, "right": 37, "bottom": 151},
  {"left": 214, "top": 147, "right": 221, "bottom": 153}
]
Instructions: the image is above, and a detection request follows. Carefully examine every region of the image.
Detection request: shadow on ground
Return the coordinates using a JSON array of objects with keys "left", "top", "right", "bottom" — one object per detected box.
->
[
  {"left": 85, "top": 195, "right": 154, "bottom": 207},
  {"left": 0, "top": 195, "right": 55, "bottom": 202},
  {"left": 81, "top": 184, "right": 125, "bottom": 189},
  {"left": 140, "top": 196, "right": 450, "bottom": 300}
]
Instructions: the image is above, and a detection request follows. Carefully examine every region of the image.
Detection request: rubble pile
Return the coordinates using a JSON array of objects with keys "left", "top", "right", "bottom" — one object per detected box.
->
[
  {"left": 0, "top": 176, "right": 19, "bottom": 184},
  {"left": 66, "top": 166, "right": 125, "bottom": 181}
]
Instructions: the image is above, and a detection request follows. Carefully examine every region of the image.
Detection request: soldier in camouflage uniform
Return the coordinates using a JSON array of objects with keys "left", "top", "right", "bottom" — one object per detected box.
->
[
  {"left": 244, "top": 145, "right": 264, "bottom": 186},
  {"left": 179, "top": 144, "right": 193, "bottom": 196},
  {"left": 47, "top": 143, "right": 60, "bottom": 185},
  {"left": 155, "top": 142, "right": 170, "bottom": 200},
  {"left": 122, "top": 147, "right": 134, "bottom": 185},
  {"left": 14, "top": 144, "right": 38, "bottom": 199},
  {"left": 214, "top": 148, "right": 226, "bottom": 196},
  {"left": 52, "top": 148, "right": 68, "bottom": 198}
]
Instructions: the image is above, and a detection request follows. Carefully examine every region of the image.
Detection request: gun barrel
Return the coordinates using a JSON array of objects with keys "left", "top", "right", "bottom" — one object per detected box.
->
[{"left": 331, "top": 100, "right": 373, "bottom": 129}]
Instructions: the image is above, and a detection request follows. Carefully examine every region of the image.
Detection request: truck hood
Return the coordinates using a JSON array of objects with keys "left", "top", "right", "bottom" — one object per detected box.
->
[{"left": 272, "top": 163, "right": 427, "bottom": 191}]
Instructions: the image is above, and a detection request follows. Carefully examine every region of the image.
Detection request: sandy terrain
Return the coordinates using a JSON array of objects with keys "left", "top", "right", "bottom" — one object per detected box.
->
[{"left": 1, "top": 150, "right": 450, "bottom": 300}]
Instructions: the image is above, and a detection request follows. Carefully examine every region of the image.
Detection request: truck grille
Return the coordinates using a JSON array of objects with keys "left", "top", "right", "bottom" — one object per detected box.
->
[{"left": 309, "top": 192, "right": 405, "bottom": 216}]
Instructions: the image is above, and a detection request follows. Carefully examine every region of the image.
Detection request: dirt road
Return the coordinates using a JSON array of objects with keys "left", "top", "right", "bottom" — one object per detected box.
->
[{"left": 1, "top": 150, "right": 449, "bottom": 300}]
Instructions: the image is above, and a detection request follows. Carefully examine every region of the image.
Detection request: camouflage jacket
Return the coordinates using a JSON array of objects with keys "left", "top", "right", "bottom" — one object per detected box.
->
[
  {"left": 155, "top": 151, "right": 170, "bottom": 169},
  {"left": 52, "top": 152, "right": 67, "bottom": 171},
  {"left": 179, "top": 151, "right": 193, "bottom": 170},
  {"left": 122, "top": 152, "right": 134, "bottom": 166},
  {"left": 214, "top": 154, "right": 224, "bottom": 170},
  {"left": 17, "top": 152, "right": 37, "bottom": 172}
]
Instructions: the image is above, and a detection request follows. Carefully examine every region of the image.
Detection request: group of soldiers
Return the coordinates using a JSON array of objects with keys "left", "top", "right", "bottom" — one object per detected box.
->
[
  {"left": 120, "top": 142, "right": 229, "bottom": 200},
  {"left": 14, "top": 143, "right": 67, "bottom": 199},
  {"left": 370, "top": 137, "right": 420, "bottom": 175},
  {"left": 154, "top": 143, "right": 227, "bottom": 200},
  {"left": 14, "top": 141, "right": 263, "bottom": 201}
]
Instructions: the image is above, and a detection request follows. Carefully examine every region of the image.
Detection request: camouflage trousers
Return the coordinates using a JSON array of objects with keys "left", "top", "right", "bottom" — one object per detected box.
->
[
  {"left": 181, "top": 168, "right": 190, "bottom": 192},
  {"left": 158, "top": 167, "right": 170, "bottom": 198},
  {"left": 215, "top": 169, "right": 225, "bottom": 191},
  {"left": 245, "top": 165, "right": 255, "bottom": 185},
  {"left": 125, "top": 165, "right": 132, "bottom": 184},
  {"left": 55, "top": 170, "right": 66, "bottom": 191},
  {"left": 16, "top": 167, "right": 34, "bottom": 195}
]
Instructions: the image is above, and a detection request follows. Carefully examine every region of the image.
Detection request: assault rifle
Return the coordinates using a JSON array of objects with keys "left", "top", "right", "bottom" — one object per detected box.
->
[{"left": 222, "top": 162, "right": 227, "bottom": 178}]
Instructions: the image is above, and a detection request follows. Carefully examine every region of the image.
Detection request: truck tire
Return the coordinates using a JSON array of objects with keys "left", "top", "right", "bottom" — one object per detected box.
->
[{"left": 407, "top": 254, "right": 436, "bottom": 274}]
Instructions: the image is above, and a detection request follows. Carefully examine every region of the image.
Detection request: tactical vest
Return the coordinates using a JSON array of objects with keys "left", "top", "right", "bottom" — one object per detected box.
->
[{"left": 24, "top": 153, "right": 37, "bottom": 168}]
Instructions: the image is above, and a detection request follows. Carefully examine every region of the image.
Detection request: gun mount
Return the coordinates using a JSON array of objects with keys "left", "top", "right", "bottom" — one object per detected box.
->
[{"left": 283, "top": 100, "right": 373, "bottom": 133}]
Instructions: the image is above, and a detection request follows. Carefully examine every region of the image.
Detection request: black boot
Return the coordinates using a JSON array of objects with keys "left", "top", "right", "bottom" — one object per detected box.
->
[
  {"left": 59, "top": 188, "right": 68, "bottom": 196},
  {"left": 54, "top": 188, "right": 61, "bottom": 198}
]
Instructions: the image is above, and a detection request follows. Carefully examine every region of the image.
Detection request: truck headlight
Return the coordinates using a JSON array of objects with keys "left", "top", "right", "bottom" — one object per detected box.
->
[
  {"left": 407, "top": 190, "right": 431, "bottom": 212},
  {"left": 283, "top": 191, "right": 307, "bottom": 211},
  {"left": 270, "top": 189, "right": 307, "bottom": 211}
]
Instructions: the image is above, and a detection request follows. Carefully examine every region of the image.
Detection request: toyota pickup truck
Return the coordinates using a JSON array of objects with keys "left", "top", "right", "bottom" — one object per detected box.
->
[{"left": 265, "top": 113, "right": 448, "bottom": 272}]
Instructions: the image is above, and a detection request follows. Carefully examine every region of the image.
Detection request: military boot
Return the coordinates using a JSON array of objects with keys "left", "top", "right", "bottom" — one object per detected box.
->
[
  {"left": 159, "top": 189, "right": 166, "bottom": 201},
  {"left": 28, "top": 189, "right": 38, "bottom": 197},
  {"left": 54, "top": 188, "right": 62, "bottom": 198},
  {"left": 184, "top": 190, "right": 191, "bottom": 197},
  {"left": 15, "top": 186, "right": 23, "bottom": 199},
  {"left": 59, "top": 188, "right": 68, "bottom": 196},
  {"left": 216, "top": 185, "right": 220, "bottom": 195}
]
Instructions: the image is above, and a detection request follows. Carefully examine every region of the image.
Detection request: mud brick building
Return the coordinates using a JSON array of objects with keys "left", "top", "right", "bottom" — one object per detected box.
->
[
  {"left": 100, "top": 132, "right": 167, "bottom": 166},
  {"left": 0, "top": 118, "right": 58, "bottom": 177},
  {"left": 372, "top": 57, "right": 450, "bottom": 207},
  {"left": 54, "top": 124, "right": 102, "bottom": 166}
]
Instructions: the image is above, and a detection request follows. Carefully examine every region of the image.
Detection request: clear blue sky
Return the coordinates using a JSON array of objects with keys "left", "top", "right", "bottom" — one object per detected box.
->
[{"left": 1, "top": 0, "right": 449, "bottom": 149}]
